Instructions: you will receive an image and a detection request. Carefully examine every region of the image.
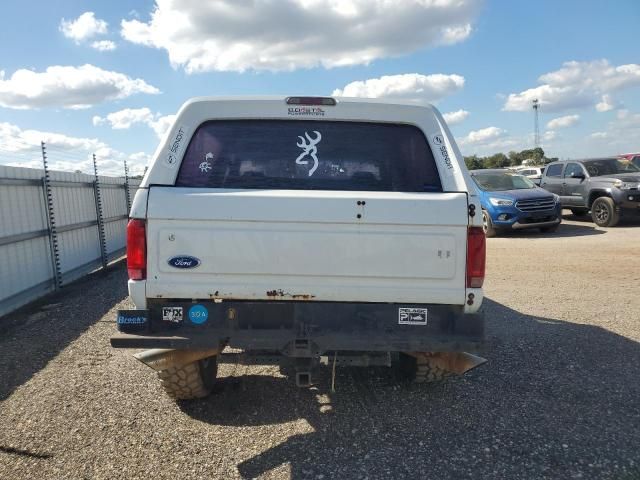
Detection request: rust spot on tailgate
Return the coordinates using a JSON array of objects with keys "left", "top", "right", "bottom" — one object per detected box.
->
[{"left": 266, "top": 290, "right": 315, "bottom": 300}]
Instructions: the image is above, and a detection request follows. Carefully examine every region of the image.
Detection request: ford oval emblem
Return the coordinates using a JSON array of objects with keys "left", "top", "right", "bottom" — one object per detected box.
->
[{"left": 168, "top": 256, "right": 201, "bottom": 269}]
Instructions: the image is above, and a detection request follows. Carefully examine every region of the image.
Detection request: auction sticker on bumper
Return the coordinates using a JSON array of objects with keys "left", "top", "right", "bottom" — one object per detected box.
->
[
  {"left": 399, "top": 308, "right": 428, "bottom": 325},
  {"left": 162, "top": 307, "right": 183, "bottom": 323}
]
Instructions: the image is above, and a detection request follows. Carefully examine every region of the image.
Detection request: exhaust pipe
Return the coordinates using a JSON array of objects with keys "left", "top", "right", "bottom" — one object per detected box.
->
[{"left": 133, "top": 348, "right": 220, "bottom": 372}]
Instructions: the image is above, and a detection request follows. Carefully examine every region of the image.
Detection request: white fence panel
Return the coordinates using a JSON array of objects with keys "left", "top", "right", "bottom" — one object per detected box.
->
[{"left": 0, "top": 165, "right": 141, "bottom": 317}]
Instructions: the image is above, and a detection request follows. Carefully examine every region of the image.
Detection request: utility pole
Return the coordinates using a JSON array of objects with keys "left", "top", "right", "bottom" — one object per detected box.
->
[{"left": 533, "top": 99, "right": 540, "bottom": 148}]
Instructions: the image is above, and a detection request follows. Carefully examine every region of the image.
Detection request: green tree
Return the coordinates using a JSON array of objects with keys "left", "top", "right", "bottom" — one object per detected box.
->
[
  {"left": 485, "top": 153, "right": 509, "bottom": 168},
  {"left": 464, "top": 155, "right": 483, "bottom": 170}
]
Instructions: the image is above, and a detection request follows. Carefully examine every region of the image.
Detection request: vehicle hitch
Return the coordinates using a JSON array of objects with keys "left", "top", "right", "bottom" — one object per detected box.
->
[{"left": 294, "top": 357, "right": 314, "bottom": 387}]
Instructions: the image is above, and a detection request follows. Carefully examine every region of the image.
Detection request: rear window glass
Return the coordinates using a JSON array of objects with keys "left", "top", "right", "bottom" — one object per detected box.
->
[{"left": 175, "top": 120, "right": 442, "bottom": 192}]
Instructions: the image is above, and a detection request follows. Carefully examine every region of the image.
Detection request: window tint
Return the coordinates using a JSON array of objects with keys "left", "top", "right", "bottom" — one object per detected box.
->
[
  {"left": 545, "top": 164, "right": 563, "bottom": 177},
  {"left": 564, "top": 163, "right": 584, "bottom": 178},
  {"left": 472, "top": 173, "right": 536, "bottom": 191},
  {"left": 175, "top": 120, "right": 442, "bottom": 192},
  {"left": 582, "top": 158, "right": 640, "bottom": 176}
]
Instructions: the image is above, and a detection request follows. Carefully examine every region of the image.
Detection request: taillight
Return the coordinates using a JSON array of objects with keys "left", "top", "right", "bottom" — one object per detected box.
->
[
  {"left": 127, "top": 219, "right": 146, "bottom": 280},
  {"left": 466, "top": 227, "right": 486, "bottom": 288}
]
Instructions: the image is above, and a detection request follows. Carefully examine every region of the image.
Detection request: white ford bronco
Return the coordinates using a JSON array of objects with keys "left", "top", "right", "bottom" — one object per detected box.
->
[{"left": 111, "top": 96, "right": 487, "bottom": 400}]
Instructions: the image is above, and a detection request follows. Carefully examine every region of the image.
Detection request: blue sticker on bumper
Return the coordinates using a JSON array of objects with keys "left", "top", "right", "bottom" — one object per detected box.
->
[
  {"left": 189, "top": 305, "right": 208, "bottom": 324},
  {"left": 116, "top": 310, "right": 148, "bottom": 332}
]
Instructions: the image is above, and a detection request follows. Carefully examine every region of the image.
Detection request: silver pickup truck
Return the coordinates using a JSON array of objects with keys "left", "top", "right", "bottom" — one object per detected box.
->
[{"left": 111, "top": 96, "right": 487, "bottom": 400}]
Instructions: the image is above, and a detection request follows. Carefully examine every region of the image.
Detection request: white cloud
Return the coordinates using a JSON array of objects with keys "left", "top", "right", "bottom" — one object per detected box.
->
[
  {"left": 91, "top": 40, "right": 117, "bottom": 51},
  {"left": 443, "top": 109, "right": 469, "bottom": 125},
  {"left": 614, "top": 109, "right": 640, "bottom": 130},
  {"left": 148, "top": 114, "right": 176, "bottom": 139},
  {"left": 504, "top": 60, "right": 640, "bottom": 113},
  {"left": 332, "top": 73, "right": 464, "bottom": 103},
  {"left": 93, "top": 107, "right": 154, "bottom": 129},
  {"left": 595, "top": 94, "right": 617, "bottom": 112},
  {"left": 93, "top": 108, "right": 175, "bottom": 139},
  {"left": 121, "top": 0, "right": 479, "bottom": 73},
  {"left": 0, "top": 122, "right": 105, "bottom": 153},
  {"left": 546, "top": 114, "right": 579, "bottom": 129},
  {"left": 0, "top": 64, "right": 159, "bottom": 109},
  {"left": 60, "top": 12, "right": 108, "bottom": 43},
  {"left": 456, "top": 127, "right": 541, "bottom": 156},
  {"left": 0, "top": 122, "right": 148, "bottom": 176},
  {"left": 589, "top": 131, "right": 609, "bottom": 139},
  {"left": 459, "top": 126, "right": 507, "bottom": 146}
]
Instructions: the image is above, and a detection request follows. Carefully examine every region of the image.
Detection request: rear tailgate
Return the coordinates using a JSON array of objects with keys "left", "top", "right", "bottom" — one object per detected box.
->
[{"left": 146, "top": 188, "right": 469, "bottom": 305}]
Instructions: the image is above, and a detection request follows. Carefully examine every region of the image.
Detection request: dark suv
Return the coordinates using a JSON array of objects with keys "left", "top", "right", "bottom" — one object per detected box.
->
[{"left": 540, "top": 158, "right": 640, "bottom": 227}]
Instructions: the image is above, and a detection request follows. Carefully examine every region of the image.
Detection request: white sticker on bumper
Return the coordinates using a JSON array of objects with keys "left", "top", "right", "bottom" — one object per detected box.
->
[
  {"left": 162, "top": 306, "right": 183, "bottom": 323},
  {"left": 398, "top": 307, "right": 428, "bottom": 325}
]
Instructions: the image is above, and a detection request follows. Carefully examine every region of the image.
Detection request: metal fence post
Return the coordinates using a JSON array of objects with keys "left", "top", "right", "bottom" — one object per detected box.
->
[
  {"left": 41, "top": 141, "right": 62, "bottom": 289},
  {"left": 92, "top": 154, "right": 108, "bottom": 270},
  {"left": 123, "top": 159, "right": 131, "bottom": 215}
]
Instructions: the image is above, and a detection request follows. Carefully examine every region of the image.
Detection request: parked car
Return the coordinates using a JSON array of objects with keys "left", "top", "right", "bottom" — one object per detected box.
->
[
  {"left": 619, "top": 153, "right": 640, "bottom": 169},
  {"left": 470, "top": 169, "right": 562, "bottom": 237},
  {"left": 540, "top": 158, "right": 640, "bottom": 227},
  {"left": 111, "top": 96, "right": 487, "bottom": 399},
  {"left": 515, "top": 166, "right": 546, "bottom": 185}
]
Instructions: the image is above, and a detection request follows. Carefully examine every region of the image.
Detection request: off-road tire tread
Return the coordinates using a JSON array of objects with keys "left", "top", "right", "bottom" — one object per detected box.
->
[
  {"left": 157, "top": 360, "right": 214, "bottom": 400},
  {"left": 399, "top": 353, "right": 453, "bottom": 384},
  {"left": 591, "top": 197, "right": 620, "bottom": 227},
  {"left": 413, "top": 353, "right": 454, "bottom": 383}
]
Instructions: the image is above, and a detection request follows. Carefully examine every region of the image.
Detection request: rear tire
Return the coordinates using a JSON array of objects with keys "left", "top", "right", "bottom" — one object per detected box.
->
[
  {"left": 591, "top": 197, "right": 620, "bottom": 227},
  {"left": 397, "top": 353, "right": 452, "bottom": 383},
  {"left": 570, "top": 208, "right": 589, "bottom": 216},
  {"left": 482, "top": 210, "right": 497, "bottom": 238},
  {"left": 157, "top": 356, "right": 218, "bottom": 400}
]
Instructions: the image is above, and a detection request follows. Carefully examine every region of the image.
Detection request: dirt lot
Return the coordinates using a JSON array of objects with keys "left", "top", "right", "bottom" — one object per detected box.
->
[{"left": 1, "top": 213, "right": 639, "bottom": 479}]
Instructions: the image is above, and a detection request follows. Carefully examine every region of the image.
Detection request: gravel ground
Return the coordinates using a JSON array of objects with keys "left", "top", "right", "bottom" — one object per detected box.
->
[{"left": 1, "top": 212, "right": 639, "bottom": 479}]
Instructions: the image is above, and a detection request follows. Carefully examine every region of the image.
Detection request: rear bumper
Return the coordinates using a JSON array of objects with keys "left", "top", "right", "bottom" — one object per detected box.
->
[{"left": 111, "top": 300, "right": 485, "bottom": 354}]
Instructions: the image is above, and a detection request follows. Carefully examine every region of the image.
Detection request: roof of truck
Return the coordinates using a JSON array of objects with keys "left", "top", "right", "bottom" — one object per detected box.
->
[{"left": 181, "top": 95, "right": 436, "bottom": 109}]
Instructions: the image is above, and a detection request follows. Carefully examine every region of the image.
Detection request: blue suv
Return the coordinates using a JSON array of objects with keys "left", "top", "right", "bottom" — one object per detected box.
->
[{"left": 470, "top": 169, "right": 562, "bottom": 237}]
